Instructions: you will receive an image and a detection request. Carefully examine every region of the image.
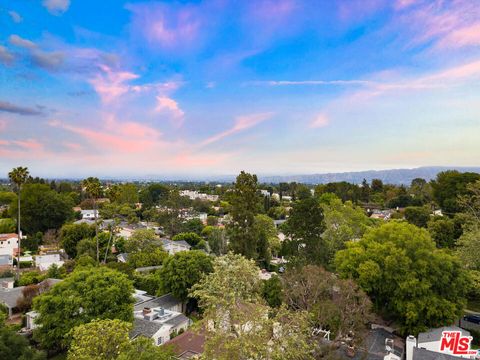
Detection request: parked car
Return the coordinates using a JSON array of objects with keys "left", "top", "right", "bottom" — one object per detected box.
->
[{"left": 463, "top": 314, "right": 480, "bottom": 325}]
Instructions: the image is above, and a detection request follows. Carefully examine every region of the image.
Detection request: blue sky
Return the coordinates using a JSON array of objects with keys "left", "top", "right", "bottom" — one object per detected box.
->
[{"left": 0, "top": 0, "right": 479, "bottom": 178}]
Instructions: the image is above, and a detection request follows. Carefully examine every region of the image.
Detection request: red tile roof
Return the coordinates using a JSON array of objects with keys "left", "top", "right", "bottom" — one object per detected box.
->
[{"left": 166, "top": 330, "right": 205, "bottom": 359}]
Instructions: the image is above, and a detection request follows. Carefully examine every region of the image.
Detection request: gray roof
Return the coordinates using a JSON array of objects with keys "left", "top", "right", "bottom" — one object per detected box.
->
[
  {"left": 165, "top": 313, "right": 190, "bottom": 327},
  {"left": 135, "top": 265, "right": 162, "bottom": 273},
  {"left": 131, "top": 318, "right": 163, "bottom": 338},
  {"left": 0, "top": 286, "right": 24, "bottom": 309},
  {"left": 413, "top": 347, "right": 461, "bottom": 360},
  {"left": 161, "top": 239, "right": 191, "bottom": 249},
  {"left": 418, "top": 326, "right": 470, "bottom": 344},
  {"left": 134, "top": 293, "right": 182, "bottom": 312}
]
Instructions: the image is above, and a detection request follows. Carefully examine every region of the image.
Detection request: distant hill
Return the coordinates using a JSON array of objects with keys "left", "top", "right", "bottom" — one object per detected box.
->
[{"left": 258, "top": 166, "right": 480, "bottom": 185}]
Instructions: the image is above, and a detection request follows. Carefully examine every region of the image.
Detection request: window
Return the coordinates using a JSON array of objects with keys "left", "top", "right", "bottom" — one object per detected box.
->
[{"left": 157, "top": 337, "right": 163, "bottom": 345}]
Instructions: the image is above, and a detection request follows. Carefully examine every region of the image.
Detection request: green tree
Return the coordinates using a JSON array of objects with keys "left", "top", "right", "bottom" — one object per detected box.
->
[
  {"left": 253, "top": 214, "right": 277, "bottom": 266},
  {"left": 9, "top": 184, "right": 74, "bottom": 235},
  {"left": 335, "top": 222, "right": 469, "bottom": 335},
  {"left": 227, "top": 171, "right": 261, "bottom": 259},
  {"left": 158, "top": 250, "right": 213, "bottom": 305},
  {"left": 124, "top": 229, "right": 158, "bottom": 253},
  {"left": 8, "top": 166, "right": 29, "bottom": 280},
  {"left": 191, "top": 252, "right": 262, "bottom": 309},
  {"left": 60, "top": 223, "right": 96, "bottom": 258},
  {"left": 283, "top": 196, "right": 327, "bottom": 266},
  {"left": 204, "top": 226, "right": 227, "bottom": 255},
  {"left": 0, "top": 323, "right": 45, "bottom": 360},
  {"left": 321, "top": 196, "right": 374, "bottom": 268},
  {"left": 262, "top": 275, "right": 283, "bottom": 308},
  {"left": 68, "top": 319, "right": 174, "bottom": 360},
  {"left": 457, "top": 226, "right": 480, "bottom": 270},
  {"left": 191, "top": 253, "right": 313, "bottom": 360},
  {"left": 172, "top": 232, "right": 203, "bottom": 247},
  {"left": 431, "top": 171, "right": 480, "bottom": 215},
  {"left": 181, "top": 218, "right": 204, "bottom": 235},
  {"left": 82, "top": 177, "right": 102, "bottom": 263},
  {"left": 427, "top": 216, "right": 457, "bottom": 248},
  {"left": 139, "top": 183, "right": 170, "bottom": 209},
  {"left": 128, "top": 248, "right": 168, "bottom": 268},
  {"left": 404, "top": 206, "right": 431, "bottom": 228},
  {"left": 0, "top": 218, "right": 15, "bottom": 233},
  {"left": 67, "top": 319, "right": 132, "bottom": 360},
  {"left": 33, "top": 267, "right": 134, "bottom": 349}
]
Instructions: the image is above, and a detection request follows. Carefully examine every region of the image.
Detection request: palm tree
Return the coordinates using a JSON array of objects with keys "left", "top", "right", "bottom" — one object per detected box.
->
[
  {"left": 82, "top": 177, "right": 102, "bottom": 264},
  {"left": 8, "top": 166, "right": 29, "bottom": 280}
]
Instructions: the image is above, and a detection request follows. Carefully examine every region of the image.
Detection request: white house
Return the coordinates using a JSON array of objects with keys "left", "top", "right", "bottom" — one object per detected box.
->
[
  {"left": 80, "top": 209, "right": 98, "bottom": 220},
  {"left": 0, "top": 233, "right": 19, "bottom": 256},
  {"left": 35, "top": 254, "right": 64, "bottom": 271},
  {"left": 161, "top": 239, "right": 191, "bottom": 255},
  {"left": 132, "top": 293, "right": 191, "bottom": 345},
  {"left": 405, "top": 326, "right": 477, "bottom": 360}
]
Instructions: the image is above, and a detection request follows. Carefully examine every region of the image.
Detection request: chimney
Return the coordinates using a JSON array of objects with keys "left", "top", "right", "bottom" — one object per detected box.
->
[
  {"left": 406, "top": 335, "right": 416, "bottom": 360},
  {"left": 143, "top": 307, "right": 151, "bottom": 316}
]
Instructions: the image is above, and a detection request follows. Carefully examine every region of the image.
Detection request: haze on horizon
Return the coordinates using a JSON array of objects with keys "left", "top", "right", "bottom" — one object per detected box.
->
[{"left": 1, "top": 0, "right": 480, "bottom": 178}]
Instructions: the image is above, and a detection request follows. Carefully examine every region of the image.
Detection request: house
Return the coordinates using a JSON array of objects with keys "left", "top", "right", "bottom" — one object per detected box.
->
[
  {"left": 0, "top": 282, "right": 24, "bottom": 317},
  {"left": 132, "top": 293, "right": 191, "bottom": 346},
  {"left": 117, "top": 253, "right": 129, "bottom": 263},
  {"left": 161, "top": 239, "right": 191, "bottom": 255},
  {"left": 0, "top": 254, "right": 13, "bottom": 272},
  {"left": 166, "top": 330, "right": 205, "bottom": 359},
  {"left": 80, "top": 209, "right": 98, "bottom": 220},
  {"left": 0, "top": 233, "right": 19, "bottom": 256},
  {"left": 35, "top": 253, "right": 64, "bottom": 271},
  {"left": 404, "top": 326, "right": 477, "bottom": 360}
]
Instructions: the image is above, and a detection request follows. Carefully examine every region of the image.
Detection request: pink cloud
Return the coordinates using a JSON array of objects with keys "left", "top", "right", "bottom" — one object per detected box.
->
[
  {"left": 201, "top": 112, "right": 273, "bottom": 146},
  {"left": 0, "top": 120, "right": 7, "bottom": 131},
  {"left": 12, "top": 139, "right": 44, "bottom": 151},
  {"left": 155, "top": 96, "right": 184, "bottom": 123},
  {"left": 437, "top": 23, "right": 480, "bottom": 49},
  {"left": 89, "top": 65, "right": 139, "bottom": 103},
  {"left": 310, "top": 114, "right": 330, "bottom": 128}
]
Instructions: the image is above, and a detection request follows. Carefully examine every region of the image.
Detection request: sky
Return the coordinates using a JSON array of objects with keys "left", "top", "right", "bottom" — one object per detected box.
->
[{"left": 0, "top": 0, "right": 480, "bottom": 179}]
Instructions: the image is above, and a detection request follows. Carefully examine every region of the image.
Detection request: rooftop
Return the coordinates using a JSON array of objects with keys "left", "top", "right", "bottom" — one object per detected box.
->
[{"left": 166, "top": 330, "right": 205, "bottom": 359}]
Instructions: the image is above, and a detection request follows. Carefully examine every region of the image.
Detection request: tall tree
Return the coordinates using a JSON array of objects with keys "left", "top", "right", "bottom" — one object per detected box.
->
[
  {"left": 283, "top": 196, "right": 327, "bottom": 265},
  {"left": 227, "top": 171, "right": 261, "bottom": 259},
  {"left": 8, "top": 166, "right": 29, "bottom": 280},
  {"left": 81, "top": 177, "right": 102, "bottom": 263}
]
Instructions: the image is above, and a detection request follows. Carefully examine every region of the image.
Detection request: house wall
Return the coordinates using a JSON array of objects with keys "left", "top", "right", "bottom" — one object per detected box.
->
[{"left": 0, "top": 237, "right": 18, "bottom": 256}]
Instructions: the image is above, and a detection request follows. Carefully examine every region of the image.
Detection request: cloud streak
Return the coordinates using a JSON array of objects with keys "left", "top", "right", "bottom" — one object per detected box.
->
[
  {"left": 201, "top": 112, "right": 273, "bottom": 146},
  {"left": 0, "top": 101, "right": 44, "bottom": 116},
  {"left": 42, "top": 0, "right": 70, "bottom": 15}
]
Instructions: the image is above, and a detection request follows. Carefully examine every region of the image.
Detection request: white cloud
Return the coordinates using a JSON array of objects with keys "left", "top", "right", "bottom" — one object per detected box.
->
[
  {"left": 8, "top": 11, "right": 23, "bottom": 23},
  {"left": 42, "top": 0, "right": 70, "bottom": 15}
]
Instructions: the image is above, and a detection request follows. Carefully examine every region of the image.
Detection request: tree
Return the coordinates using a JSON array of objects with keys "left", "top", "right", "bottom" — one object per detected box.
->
[
  {"left": 67, "top": 319, "right": 131, "bottom": 360},
  {"left": 283, "top": 265, "right": 371, "bottom": 345},
  {"left": 191, "top": 253, "right": 314, "bottom": 360},
  {"left": 427, "top": 217, "right": 456, "bottom": 248},
  {"left": 139, "top": 183, "right": 170, "bottom": 209},
  {"left": 182, "top": 218, "right": 204, "bottom": 235},
  {"left": 82, "top": 177, "right": 102, "bottom": 263},
  {"left": 0, "top": 218, "right": 15, "bottom": 233},
  {"left": 262, "top": 275, "right": 283, "bottom": 308},
  {"left": 68, "top": 319, "right": 175, "bottom": 360},
  {"left": 33, "top": 267, "right": 134, "bottom": 349},
  {"left": 458, "top": 180, "right": 480, "bottom": 223},
  {"left": 9, "top": 184, "right": 74, "bottom": 235},
  {"left": 158, "top": 250, "right": 213, "bottom": 306},
  {"left": 172, "top": 232, "right": 203, "bottom": 247},
  {"left": 60, "top": 223, "right": 96, "bottom": 258},
  {"left": 227, "top": 171, "right": 261, "bottom": 259},
  {"left": 124, "top": 228, "right": 158, "bottom": 253},
  {"left": 204, "top": 227, "right": 227, "bottom": 255},
  {"left": 321, "top": 196, "right": 374, "bottom": 268},
  {"left": 371, "top": 179, "right": 383, "bottom": 193},
  {"left": 0, "top": 323, "right": 45, "bottom": 360},
  {"left": 457, "top": 226, "right": 480, "bottom": 270},
  {"left": 404, "top": 206, "right": 431, "bottom": 228},
  {"left": 431, "top": 171, "right": 480, "bottom": 215},
  {"left": 191, "top": 252, "right": 262, "bottom": 309},
  {"left": 253, "top": 214, "right": 277, "bottom": 266},
  {"left": 8, "top": 166, "right": 29, "bottom": 280},
  {"left": 335, "top": 222, "right": 469, "bottom": 335},
  {"left": 283, "top": 196, "right": 327, "bottom": 266},
  {"left": 127, "top": 248, "right": 168, "bottom": 268}
]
